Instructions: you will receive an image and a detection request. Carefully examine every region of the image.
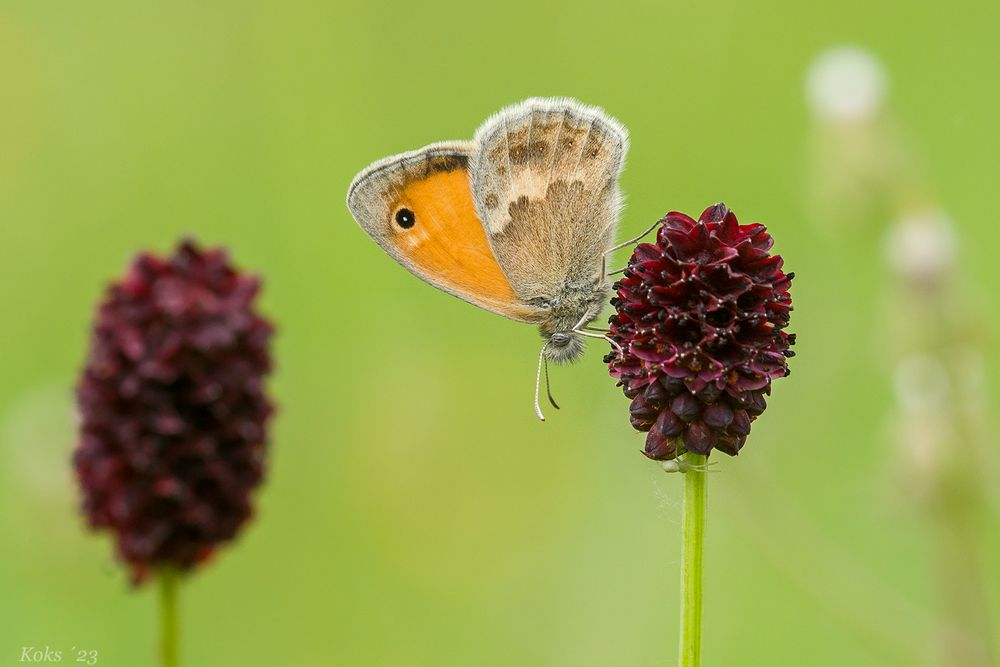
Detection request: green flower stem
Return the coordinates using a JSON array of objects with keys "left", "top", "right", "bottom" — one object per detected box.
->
[
  {"left": 159, "top": 569, "right": 180, "bottom": 667},
  {"left": 678, "top": 453, "right": 707, "bottom": 667}
]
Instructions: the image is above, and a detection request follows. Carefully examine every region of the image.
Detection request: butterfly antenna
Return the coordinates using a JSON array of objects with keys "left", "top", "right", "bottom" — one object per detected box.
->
[
  {"left": 544, "top": 356, "right": 560, "bottom": 410},
  {"left": 534, "top": 340, "right": 553, "bottom": 421}
]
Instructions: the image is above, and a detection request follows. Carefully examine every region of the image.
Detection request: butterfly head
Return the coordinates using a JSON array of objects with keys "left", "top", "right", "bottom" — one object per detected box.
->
[
  {"left": 543, "top": 331, "right": 586, "bottom": 364},
  {"left": 539, "top": 286, "right": 611, "bottom": 364}
]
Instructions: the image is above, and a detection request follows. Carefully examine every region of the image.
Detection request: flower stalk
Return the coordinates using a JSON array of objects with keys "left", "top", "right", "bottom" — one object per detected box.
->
[
  {"left": 74, "top": 239, "right": 274, "bottom": 667},
  {"left": 606, "top": 204, "right": 793, "bottom": 664},
  {"left": 159, "top": 569, "right": 179, "bottom": 667},
  {"left": 678, "top": 454, "right": 707, "bottom": 667}
]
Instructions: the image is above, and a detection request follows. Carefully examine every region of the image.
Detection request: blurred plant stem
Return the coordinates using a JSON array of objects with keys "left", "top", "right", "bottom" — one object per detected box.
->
[
  {"left": 160, "top": 569, "right": 179, "bottom": 667},
  {"left": 927, "top": 461, "right": 993, "bottom": 667},
  {"left": 679, "top": 453, "right": 707, "bottom": 667},
  {"left": 807, "top": 46, "right": 997, "bottom": 666},
  {"left": 889, "top": 262, "right": 996, "bottom": 667}
]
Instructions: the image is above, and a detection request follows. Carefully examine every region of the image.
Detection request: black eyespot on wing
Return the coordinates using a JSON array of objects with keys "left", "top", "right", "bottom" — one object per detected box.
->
[{"left": 395, "top": 208, "right": 415, "bottom": 229}]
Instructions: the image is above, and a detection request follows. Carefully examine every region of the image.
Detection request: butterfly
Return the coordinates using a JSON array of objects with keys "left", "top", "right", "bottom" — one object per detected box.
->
[{"left": 347, "top": 98, "right": 641, "bottom": 419}]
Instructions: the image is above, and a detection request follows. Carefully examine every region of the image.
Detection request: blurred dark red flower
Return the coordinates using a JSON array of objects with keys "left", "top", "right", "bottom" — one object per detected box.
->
[
  {"left": 74, "top": 239, "right": 274, "bottom": 583},
  {"left": 606, "top": 204, "right": 794, "bottom": 460}
]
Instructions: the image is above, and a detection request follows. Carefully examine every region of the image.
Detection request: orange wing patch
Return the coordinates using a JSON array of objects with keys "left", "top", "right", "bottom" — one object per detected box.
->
[{"left": 388, "top": 168, "right": 520, "bottom": 308}]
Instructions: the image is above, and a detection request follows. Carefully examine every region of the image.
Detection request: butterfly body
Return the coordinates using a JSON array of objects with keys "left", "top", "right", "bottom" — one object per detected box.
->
[{"left": 347, "top": 98, "right": 627, "bottom": 365}]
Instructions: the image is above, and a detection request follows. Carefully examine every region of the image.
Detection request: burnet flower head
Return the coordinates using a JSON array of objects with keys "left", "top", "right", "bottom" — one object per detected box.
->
[
  {"left": 74, "top": 239, "right": 274, "bottom": 583},
  {"left": 607, "top": 204, "right": 794, "bottom": 460}
]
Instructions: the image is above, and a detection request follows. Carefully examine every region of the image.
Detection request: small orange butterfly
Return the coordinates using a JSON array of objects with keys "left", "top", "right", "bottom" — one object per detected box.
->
[{"left": 347, "top": 98, "right": 641, "bottom": 418}]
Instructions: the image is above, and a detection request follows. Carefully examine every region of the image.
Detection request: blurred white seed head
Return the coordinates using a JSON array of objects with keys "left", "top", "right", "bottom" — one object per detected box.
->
[
  {"left": 885, "top": 210, "right": 957, "bottom": 286},
  {"left": 806, "top": 46, "right": 887, "bottom": 122}
]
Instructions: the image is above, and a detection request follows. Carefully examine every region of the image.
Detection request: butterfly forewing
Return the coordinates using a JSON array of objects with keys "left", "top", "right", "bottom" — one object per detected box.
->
[{"left": 347, "top": 142, "right": 544, "bottom": 322}]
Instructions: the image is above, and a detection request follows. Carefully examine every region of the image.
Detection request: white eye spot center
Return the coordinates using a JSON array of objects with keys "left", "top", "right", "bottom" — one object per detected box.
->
[{"left": 394, "top": 207, "right": 416, "bottom": 229}]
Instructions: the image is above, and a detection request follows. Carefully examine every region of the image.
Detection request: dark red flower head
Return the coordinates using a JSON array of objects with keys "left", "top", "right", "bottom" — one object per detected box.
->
[
  {"left": 606, "top": 204, "right": 794, "bottom": 460},
  {"left": 74, "top": 239, "right": 274, "bottom": 583}
]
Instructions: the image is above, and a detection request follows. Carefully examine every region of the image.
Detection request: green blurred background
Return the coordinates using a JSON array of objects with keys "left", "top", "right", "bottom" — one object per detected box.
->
[{"left": 2, "top": 0, "right": 998, "bottom": 665}]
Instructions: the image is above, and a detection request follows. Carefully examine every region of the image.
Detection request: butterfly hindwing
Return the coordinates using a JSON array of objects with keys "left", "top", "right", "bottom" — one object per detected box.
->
[{"left": 469, "top": 98, "right": 629, "bottom": 306}]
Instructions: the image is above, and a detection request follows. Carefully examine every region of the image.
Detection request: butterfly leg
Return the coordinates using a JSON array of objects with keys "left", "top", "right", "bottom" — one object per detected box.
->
[
  {"left": 573, "top": 329, "right": 623, "bottom": 357},
  {"left": 601, "top": 220, "right": 662, "bottom": 278},
  {"left": 570, "top": 313, "right": 622, "bottom": 356}
]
